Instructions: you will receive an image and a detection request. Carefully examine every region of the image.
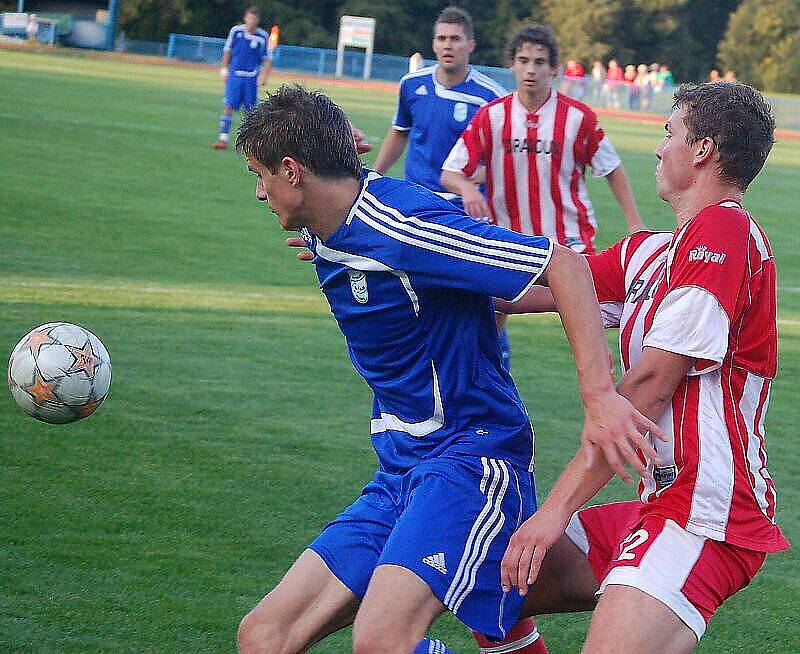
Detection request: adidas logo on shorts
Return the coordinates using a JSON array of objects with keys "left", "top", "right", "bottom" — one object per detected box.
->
[{"left": 422, "top": 552, "right": 447, "bottom": 574}]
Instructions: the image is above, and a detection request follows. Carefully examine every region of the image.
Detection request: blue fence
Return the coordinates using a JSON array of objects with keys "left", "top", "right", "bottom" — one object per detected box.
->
[{"left": 166, "top": 33, "right": 516, "bottom": 88}]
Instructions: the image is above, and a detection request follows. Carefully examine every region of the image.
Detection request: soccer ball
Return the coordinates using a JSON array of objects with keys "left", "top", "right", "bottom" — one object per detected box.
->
[{"left": 7, "top": 322, "right": 112, "bottom": 424}]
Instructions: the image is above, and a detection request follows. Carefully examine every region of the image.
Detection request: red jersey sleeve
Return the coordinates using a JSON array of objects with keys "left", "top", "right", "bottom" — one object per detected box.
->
[
  {"left": 644, "top": 205, "right": 750, "bottom": 373},
  {"left": 587, "top": 237, "right": 627, "bottom": 327},
  {"left": 588, "top": 238, "right": 626, "bottom": 302},
  {"left": 442, "top": 107, "right": 488, "bottom": 178}
]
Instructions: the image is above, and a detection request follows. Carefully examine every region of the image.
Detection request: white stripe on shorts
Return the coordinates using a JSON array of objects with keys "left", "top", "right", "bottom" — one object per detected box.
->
[
  {"left": 444, "top": 458, "right": 511, "bottom": 614},
  {"left": 564, "top": 511, "right": 590, "bottom": 555},
  {"left": 598, "top": 518, "right": 707, "bottom": 640}
]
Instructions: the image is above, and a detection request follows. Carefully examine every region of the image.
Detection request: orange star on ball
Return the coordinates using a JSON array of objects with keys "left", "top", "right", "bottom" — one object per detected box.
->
[
  {"left": 24, "top": 328, "right": 57, "bottom": 356},
  {"left": 66, "top": 341, "right": 101, "bottom": 378},
  {"left": 75, "top": 399, "right": 101, "bottom": 418},
  {"left": 24, "top": 370, "right": 58, "bottom": 404}
]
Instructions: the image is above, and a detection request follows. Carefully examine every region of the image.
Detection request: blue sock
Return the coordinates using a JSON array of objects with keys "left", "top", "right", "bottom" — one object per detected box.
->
[
  {"left": 414, "top": 639, "right": 454, "bottom": 654},
  {"left": 219, "top": 113, "right": 233, "bottom": 139},
  {"left": 498, "top": 328, "right": 512, "bottom": 371}
]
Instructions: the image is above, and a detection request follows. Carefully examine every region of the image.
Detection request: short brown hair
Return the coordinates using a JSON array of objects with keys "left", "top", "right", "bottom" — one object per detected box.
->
[
  {"left": 674, "top": 82, "right": 775, "bottom": 191},
  {"left": 236, "top": 85, "right": 362, "bottom": 179},
  {"left": 434, "top": 6, "right": 474, "bottom": 40},
  {"left": 244, "top": 5, "right": 260, "bottom": 17},
  {"left": 507, "top": 24, "right": 559, "bottom": 68}
]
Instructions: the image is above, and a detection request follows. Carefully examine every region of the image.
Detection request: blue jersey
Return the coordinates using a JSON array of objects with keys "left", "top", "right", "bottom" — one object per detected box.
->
[
  {"left": 302, "top": 170, "right": 553, "bottom": 475},
  {"left": 224, "top": 25, "right": 270, "bottom": 76},
  {"left": 393, "top": 65, "right": 505, "bottom": 195}
]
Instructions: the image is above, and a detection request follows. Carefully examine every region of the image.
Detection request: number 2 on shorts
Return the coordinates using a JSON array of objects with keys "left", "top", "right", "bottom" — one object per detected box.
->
[{"left": 616, "top": 529, "right": 650, "bottom": 561}]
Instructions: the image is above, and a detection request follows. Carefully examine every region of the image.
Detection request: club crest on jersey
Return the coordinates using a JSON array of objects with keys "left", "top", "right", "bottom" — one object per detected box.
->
[
  {"left": 688, "top": 245, "right": 726, "bottom": 264},
  {"left": 453, "top": 102, "right": 468, "bottom": 122},
  {"left": 348, "top": 269, "right": 369, "bottom": 304}
]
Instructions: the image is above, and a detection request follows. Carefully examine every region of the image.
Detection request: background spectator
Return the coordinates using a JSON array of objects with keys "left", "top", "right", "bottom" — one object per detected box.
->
[
  {"left": 26, "top": 13, "right": 38, "bottom": 41},
  {"left": 606, "top": 59, "right": 623, "bottom": 107},
  {"left": 658, "top": 64, "right": 675, "bottom": 89},
  {"left": 624, "top": 64, "right": 638, "bottom": 109},
  {"left": 591, "top": 59, "right": 605, "bottom": 103},
  {"left": 637, "top": 63, "right": 651, "bottom": 110},
  {"left": 562, "top": 59, "right": 586, "bottom": 99}
]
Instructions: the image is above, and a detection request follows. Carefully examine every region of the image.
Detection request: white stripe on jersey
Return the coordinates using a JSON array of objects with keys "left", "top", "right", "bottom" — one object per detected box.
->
[
  {"left": 362, "top": 190, "right": 551, "bottom": 260},
  {"left": 314, "top": 240, "right": 420, "bottom": 315},
  {"left": 487, "top": 100, "right": 510, "bottom": 228},
  {"left": 369, "top": 362, "right": 444, "bottom": 437},
  {"left": 354, "top": 202, "right": 550, "bottom": 276},
  {"left": 399, "top": 64, "right": 436, "bottom": 83},
  {"left": 739, "top": 373, "right": 772, "bottom": 518},
  {"left": 355, "top": 207, "right": 547, "bottom": 275},
  {"left": 468, "top": 68, "right": 506, "bottom": 97},
  {"left": 433, "top": 82, "right": 494, "bottom": 107},
  {"left": 346, "top": 171, "right": 381, "bottom": 225},
  {"left": 687, "top": 373, "right": 735, "bottom": 540},
  {"left": 644, "top": 287, "right": 730, "bottom": 369}
]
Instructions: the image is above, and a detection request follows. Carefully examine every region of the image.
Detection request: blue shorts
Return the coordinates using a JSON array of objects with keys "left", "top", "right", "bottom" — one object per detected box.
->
[
  {"left": 309, "top": 455, "right": 536, "bottom": 640},
  {"left": 224, "top": 75, "right": 258, "bottom": 111}
]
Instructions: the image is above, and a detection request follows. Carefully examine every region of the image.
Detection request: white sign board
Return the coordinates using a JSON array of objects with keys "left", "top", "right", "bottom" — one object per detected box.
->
[
  {"left": 336, "top": 15, "right": 376, "bottom": 80},
  {"left": 2, "top": 13, "right": 28, "bottom": 29}
]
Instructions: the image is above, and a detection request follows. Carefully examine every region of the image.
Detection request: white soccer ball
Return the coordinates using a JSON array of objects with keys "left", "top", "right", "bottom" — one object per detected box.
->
[{"left": 7, "top": 322, "right": 112, "bottom": 424}]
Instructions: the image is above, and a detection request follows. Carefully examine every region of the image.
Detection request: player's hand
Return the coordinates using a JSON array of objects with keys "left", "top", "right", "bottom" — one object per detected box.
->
[
  {"left": 462, "top": 186, "right": 491, "bottom": 221},
  {"left": 350, "top": 122, "right": 372, "bottom": 154},
  {"left": 582, "top": 390, "right": 666, "bottom": 483},
  {"left": 500, "top": 504, "right": 569, "bottom": 595},
  {"left": 286, "top": 236, "right": 313, "bottom": 261},
  {"left": 220, "top": 66, "right": 229, "bottom": 82}
]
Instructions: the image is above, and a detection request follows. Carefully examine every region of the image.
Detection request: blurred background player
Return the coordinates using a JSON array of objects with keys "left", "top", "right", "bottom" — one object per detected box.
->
[
  {"left": 496, "top": 81, "right": 788, "bottom": 654},
  {"left": 373, "top": 6, "right": 505, "bottom": 209},
  {"left": 213, "top": 6, "right": 272, "bottom": 150},
  {"left": 441, "top": 24, "right": 643, "bottom": 369}
]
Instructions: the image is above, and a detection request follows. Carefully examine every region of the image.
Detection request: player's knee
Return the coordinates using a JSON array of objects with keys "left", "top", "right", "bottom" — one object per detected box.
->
[
  {"left": 352, "top": 619, "right": 412, "bottom": 654},
  {"left": 237, "top": 608, "right": 292, "bottom": 654}
]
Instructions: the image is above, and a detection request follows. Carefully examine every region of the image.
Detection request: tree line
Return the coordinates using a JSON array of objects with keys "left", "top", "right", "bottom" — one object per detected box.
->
[{"left": 8, "top": 0, "right": 797, "bottom": 92}]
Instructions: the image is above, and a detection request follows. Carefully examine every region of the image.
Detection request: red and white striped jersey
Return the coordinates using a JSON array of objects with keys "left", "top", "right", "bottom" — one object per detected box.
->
[
  {"left": 442, "top": 90, "right": 621, "bottom": 254},
  {"left": 588, "top": 202, "right": 788, "bottom": 553}
]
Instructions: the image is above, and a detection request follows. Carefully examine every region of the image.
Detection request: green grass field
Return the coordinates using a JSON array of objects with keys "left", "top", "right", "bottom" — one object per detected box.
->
[{"left": 1, "top": 48, "right": 798, "bottom": 652}]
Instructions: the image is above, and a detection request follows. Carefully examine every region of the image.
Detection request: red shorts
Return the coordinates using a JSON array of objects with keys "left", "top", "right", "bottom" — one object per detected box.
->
[{"left": 564, "top": 501, "right": 766, "bottom": 640}]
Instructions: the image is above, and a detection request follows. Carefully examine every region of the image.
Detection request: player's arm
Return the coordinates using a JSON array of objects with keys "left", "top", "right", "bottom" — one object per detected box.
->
[
  {"left": 373, "top": 127, "right": 409, "bottom": 174},
  {"left": 220, "top": 27, "right": 234, "bottom": 81},
  {"left": 258, "top": 56, "right": 272, "bottom": 86},
  {"left": 494, "top": 286, "right": 554, "bottom": 314},
  {"left": 538, "top": 245, "right": 665, "bottom": 482},
  {"left": 220, "top": 50, "right": 232, "bottom": 81},
  {"left": 440, "top": 169, "right": 490, "bottom": 220},
  {"left": 605, "top": 164, "right": 645, "bottom": 233},
  {"left": 501, "top": 346, "right": 693, "bottom": 594}
]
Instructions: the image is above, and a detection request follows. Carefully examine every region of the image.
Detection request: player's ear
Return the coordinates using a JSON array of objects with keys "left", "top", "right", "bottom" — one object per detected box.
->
[
  {"left": 693, "top": 136, "right": 717, "bottom": 168},
  {"left": 468, "top": 38, "right": 475, "bottom": 55},
  {"left": 281, "top": 157, "right": 304, "bottom": 186}
]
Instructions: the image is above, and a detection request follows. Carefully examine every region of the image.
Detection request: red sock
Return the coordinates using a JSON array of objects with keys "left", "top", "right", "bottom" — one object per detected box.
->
[{"left": 472, "top": 618, "right": 548, "bottom": 653}]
